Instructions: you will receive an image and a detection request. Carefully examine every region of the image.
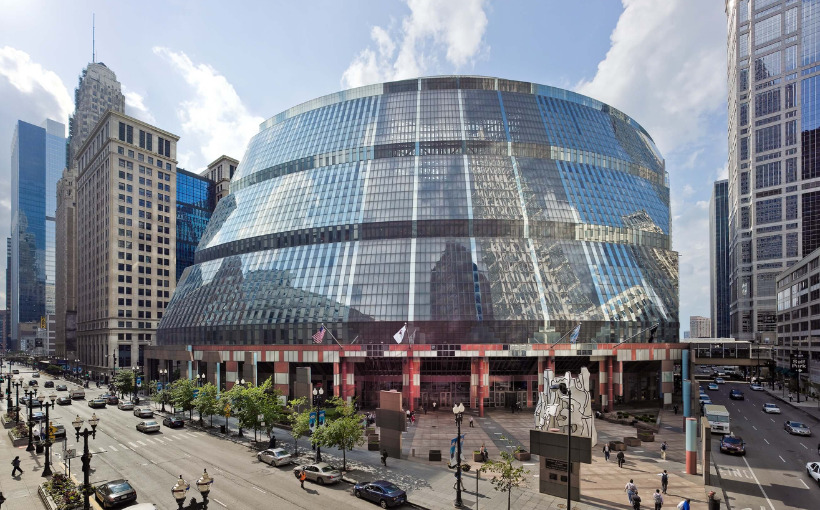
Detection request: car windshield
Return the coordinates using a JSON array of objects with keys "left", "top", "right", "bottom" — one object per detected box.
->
[
  {"left": 379, "top": 483, "right": 401, "bottom": 492},
  {"left": 320, "top": 466, "right": 336, "bottom": 473},
  {"left": 723, "top": 437, "right": 742, "bottom": 445},
  {"left": 144, "top": 421, "right": 157, "bottom": 426},
  {"left": 791, "top": 422, "right": 807, "bottom": 428},
  {"left": 109, "top": 482, "right": 132, "bottom": 492}
]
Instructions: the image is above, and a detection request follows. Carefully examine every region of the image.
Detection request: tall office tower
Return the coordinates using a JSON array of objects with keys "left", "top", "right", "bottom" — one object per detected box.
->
[
  {"left": 67, "top": 62, "right": 125, "bottom": 164},
  {"left": 206, "top": 155, "right": 238, "bottom": 204},
  {"left": 710, "top": 179, "right": 730, "bottom": 337},
  {"left": 726, "top": 0, "right": 810, "bottom": 342},
  {"left": 689, "top": 316, "right": 712, "bottom": 338},
  {"left": 75, "top": 111, "right": 179, "bottom": 380},
  {"left": 9, "top": 119, "right": 66, "bottom": 349},
  {"left": 5, "top": 238, "right": 10, "bottom": 349},
  {"left": 176, "top": 168, "right": 214, "bottom": 282},
  {"left": 55, "top": 167, "right": 77, "bottom": 358}
]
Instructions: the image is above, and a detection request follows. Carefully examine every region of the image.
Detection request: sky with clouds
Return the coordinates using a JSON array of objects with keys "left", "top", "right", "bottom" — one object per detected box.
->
[{"left": 0, "top": 0, "right": 727, "bottom": 334}]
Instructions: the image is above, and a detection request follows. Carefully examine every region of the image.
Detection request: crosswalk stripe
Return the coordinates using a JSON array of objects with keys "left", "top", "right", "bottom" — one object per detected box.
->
[
  {"left": 142, "top": 439, "right": 154, "bottom": 444},
  {"left": 186, "top": 433, "right": 199, "bottom": 438},
  {"left": 137, "top": 441, "right": 147, "bottom": 446},
  {"left": 109, "top": 445, "right": 118, "bottom": 452},
  {"left": 164, "top": 437, "right": 173, "bottom": 442},
  {"left": 154, "top": 438, "right": 165, "bottom": 444},
  {"left": 119, "top": 443, "right": 129, "bottom": 450},
  {"left": 128, "top": 442, "right": 138, "bottom": 448},
  {"left": 174, "top": 435, "right": 186, "bottom": 440}
]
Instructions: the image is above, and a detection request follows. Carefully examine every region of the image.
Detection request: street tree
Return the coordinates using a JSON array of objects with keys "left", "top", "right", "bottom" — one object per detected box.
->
[
  {"left": 287, "top": 397, "right": 310, "bottom": 455},
  {"left": 169, "top": 378, "right": 197, "bottom": 420},
  {"left": 254, "top": 378, "right": 286, "bottom": 440},
  {"left": 320, "top": 396, "right": 364, "bottom": 471},
  {"left": 480, "top": 435, "right": 530, "bottom": 510},
  {"left": 193, "top": 383, "right": 220, "bottom": 427},
  {"left": 113, "top": 370, "right": 134, "bottom": 398}
]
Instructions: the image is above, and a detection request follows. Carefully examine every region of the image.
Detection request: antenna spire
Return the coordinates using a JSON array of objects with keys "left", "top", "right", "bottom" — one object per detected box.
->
[{"left": 92, "top": 14, "right": 95, "bottom": 63}]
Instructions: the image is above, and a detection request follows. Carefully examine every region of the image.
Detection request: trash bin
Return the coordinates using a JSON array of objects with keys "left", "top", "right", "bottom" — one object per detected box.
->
[
  {"left": 220, "top": 425, "right": 226, "bottom": 434},
  {"left": 35, "top": 443, "right": 44, "bottom": 454},
  {"left": 708, "top": 491, "right": 721, "bottom": 510}
]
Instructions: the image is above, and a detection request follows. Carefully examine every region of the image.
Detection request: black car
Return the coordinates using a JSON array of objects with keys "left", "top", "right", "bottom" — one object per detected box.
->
[
  {"left": 56, "top": 396, "right": 72, "bottom": 405},
  {"left": 43, "top": 381, "right": 54, "bottom": 388},
  {"left": 56, "top": 384, "right": 68, "bottom": 391},
  {"left": 353, "top": 480, "right": 407, "bottom": 508},
  {"left": 20, "top": 397, "right": 43, "bottom": 408},
  {"left": 720, "top": 434, "right": 746, "bottom": 455},
  {"left": 94, "top": 479, "right": 137, "bottom": 509},
  {"left": 162, "top": 416, "right": 185, "bottom": 428},
  {"left": 729, "top": 389, "right": 745, "bottom": 400},
  {"left": 28, "top": 380, "right": 38, "bottom": 386}
]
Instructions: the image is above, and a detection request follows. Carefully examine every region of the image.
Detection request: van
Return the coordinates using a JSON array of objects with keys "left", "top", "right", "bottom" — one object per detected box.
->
[{"left": 70, "top": 389, "right": 85, "bottom": 400}]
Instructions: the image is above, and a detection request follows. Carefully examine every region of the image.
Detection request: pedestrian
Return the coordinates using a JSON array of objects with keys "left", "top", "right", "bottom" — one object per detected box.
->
[
  {"left": 381, "top": 448, "right": 388, "bottom": 467},
  {"left": 677, "top": 498, "right": 691, "bottom": 510},
  {"left": 11, "top": 456, "right": 22, "bottom": 477},
  {"left": 658, "top": 470, "right": 668, "bottom": 494},
  {"left": 423, "top": 405, "right": 427, "bottom": 415},
  {"left": 406, "top": 409, "right": 411, "bottom": 422},
  {"left": 410, "top": 414, "right": 415, "bottom": 426},
  {"left": 817, "top": 442, "right": 820, "bottom": 455},
  {"left": 269, "top": 435, "right": 277, "bottom": 449},
  {"left": 624, "top": 479, "right": 637, "bottom": 504},
  {"left": 480, "top": 444, "right": 488, "bottom": 462},
  {"left": 469, "top": 416, "right": 474, "bottom": 428},
  {"left": 653, "top": 489, "right": 663, "bottom": 510},
  {"left": 632, "top": 491, "right": 642, "bottom": 510},
  {"left": 453, "top": 470, "right": 466, "bottom": 490},
  {"left": 617, "top": 450, "right": 625, "bottom": 468},
  {"left": 673, "top": 404, "right": 678, "bottom": 415},
  {"left": 299, "top": 468, "right": 306, "bottom": 489},
  {"left": 660, "top": 441, "right": 668, "bottom": 460},
  {"left": 603, "top": 443, "right": 611, "bottom": 462},
  {"left": 432, "top": 402, "right": 437, "bottom": 412}
]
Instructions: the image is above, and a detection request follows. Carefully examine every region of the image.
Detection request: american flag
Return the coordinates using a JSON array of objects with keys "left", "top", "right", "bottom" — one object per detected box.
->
[{"left": 312, "top": 326, "right": 326, "bottom": 344}]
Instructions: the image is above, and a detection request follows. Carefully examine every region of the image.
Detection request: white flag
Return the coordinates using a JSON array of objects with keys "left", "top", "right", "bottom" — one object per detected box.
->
[
  {"left": 569, "top": 323, "right": 581, "bottom": 344},
  {"left": 393, "top": 325, "right": 407, "bottom": 344}
]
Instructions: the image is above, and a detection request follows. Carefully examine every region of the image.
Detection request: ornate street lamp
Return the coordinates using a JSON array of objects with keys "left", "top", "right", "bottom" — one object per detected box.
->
[
  {"left": 452, "top": 402, "right": 465, "bottom": 508},
  {"left": 196, "top": 469, "right": 214, "bottom": 509},
  {"left": 73, "top": 413, "right": 99, "bottom": 510},
  {"left": 159, "top": 369, "right": 168, "bottom": 412},
  {"left": 38, "top": 393, "right": 57, "bottom": 477},
  {"left": 24, "top": 388, "right": 37, "bottom": 452},
  {"left": 171, "top": 474, "right": 190, "bottom": 509}
]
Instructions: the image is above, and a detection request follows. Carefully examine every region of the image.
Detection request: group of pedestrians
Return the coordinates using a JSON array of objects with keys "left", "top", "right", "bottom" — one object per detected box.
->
[{"left": 624, "top": 477, "right": 690, "bottom": 510}]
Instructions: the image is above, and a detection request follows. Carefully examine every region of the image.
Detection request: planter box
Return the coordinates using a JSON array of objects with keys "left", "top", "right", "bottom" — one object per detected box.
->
[
  {"left": 38, "top": 483, "right": 82, "bottom": 510},
  {"left": 7, "top": 430, "right": 28, "bottom": 447},
  {"left": 1, "top": 414, "right": 16, "bottom": 429},
  {"left": 609, "top": 440, "right": 627, "bottom": 451},
  {"left": 624, "top": 437, "right": 641, "bottom": 447},
  {"left": 473, "top": 452, "right": 484, "bottom": 462},
  {"left": 637, "top": 431, "right": 655, "bottom": 442},
  {"left": 429, "top": 450, "right": 442, "bottom": 462},
  {"left": 514, "top": 450, "right": 531, "bottom": 461}
]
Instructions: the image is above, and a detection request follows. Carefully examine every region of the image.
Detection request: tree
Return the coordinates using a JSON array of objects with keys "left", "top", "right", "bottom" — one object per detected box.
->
[
  {"left": 169, "top": 378, "right": 197, "bottom": 420},
  {"left": 287, "top": 397, "right": 310, "bottom": 456},
  {"left": 193, "top": 383, "right": 220, "bottom": 427},
  {"left": 254, "top": 378, "right": 286, "bottom": 440},
  {"left": 480, "top": 436, "right": 530, "bottom": 510},
  {"left": 113, "top": 370, "right": 134, "bottom": 399},
  {"left": 320, "top": 396, "right": 365, "bottom": 471}
]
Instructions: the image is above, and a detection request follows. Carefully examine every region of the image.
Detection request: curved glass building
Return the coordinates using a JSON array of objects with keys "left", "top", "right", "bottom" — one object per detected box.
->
[{"left": 154, "top": 76, "right": 679, "bottom": 409}]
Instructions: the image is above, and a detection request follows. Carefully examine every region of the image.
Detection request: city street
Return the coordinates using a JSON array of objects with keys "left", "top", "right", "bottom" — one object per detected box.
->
[
  {"left": 707, "top": 381, "right": 820, "bottom": 510},
  {"left": 10, "top": 368, "right": 366, "bottom": 510}
]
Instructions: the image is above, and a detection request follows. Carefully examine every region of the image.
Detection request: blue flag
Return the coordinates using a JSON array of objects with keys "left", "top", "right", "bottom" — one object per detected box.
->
[{"left": 569, "top": 324, "right": 581, "bottom": 344}]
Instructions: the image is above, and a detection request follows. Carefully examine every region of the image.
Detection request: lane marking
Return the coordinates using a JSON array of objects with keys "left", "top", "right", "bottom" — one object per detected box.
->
[
  {"left": 778, "top": 455, "right": 785, "bottom": 463},
  {"left": 253, "top": 486, "right": 265, "bottom": 493},
  {"left": 744, "top": 415, "right": 748, "bottom": 421},
  {"left": 770, "top": 418, "right": 775, "bottom": 423},
  {"left": 108, "top": 445, "right": 118, "bottom": 452},
  {"left": 165, "top": 437, "right": 173, "bottom": 442},
  {"left": 752, "top": 426, "right": 757, "bottom": 431},
  {"left": 764, "top": 439, "right": 770, "bottom": 445},
  {"left": 800, "top": 479, "right": 810, "bottom": 489},
  {"left": 154, "top": 438, "right": 165, "bottom": 444},
  {"left": 801, "top": 443, "right": 808, "bottom": 449},
  {"left": 128, "top": 442, "right": 138, "bottom": 448},
  {"left": 211, "top": 499, "right": 227, "bottom": 508},
  {"left": 137, "top": 441, "right": 147, "bottom": 446},
  {"left": 119, "top": 443, "right": 129, "bottom": 450},
  {"left": 742, "top": 450, "right": 777, "bottom": 510}
]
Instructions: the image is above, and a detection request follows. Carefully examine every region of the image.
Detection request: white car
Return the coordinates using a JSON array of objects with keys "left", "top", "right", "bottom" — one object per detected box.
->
[
  {"left": 762, "top": 403, "right": 781, "bottom": 414},
  {"left": 257, "top": 448, "right": 292, "bottom": 466},
  {"left": 715, "top": 377, "right": 726, "bottom": 384},
  {"left": 749, "top": 383, "right": 764, "bottom": 391},
  {"left": 808, "top": 462, "right": 820, "bottom": 486}
]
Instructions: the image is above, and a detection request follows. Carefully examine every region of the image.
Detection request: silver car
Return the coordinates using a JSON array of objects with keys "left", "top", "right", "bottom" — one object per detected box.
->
[
  {"left": 133, "top": 407, "right": 153, "bottom": 418},
  {"left": 293, "top": 462, "right": 342, "bottom": 485},
  {"left": 136, "top": 420, "right": 160, "bottom": 433},
  {"left": 117, "top": 400, "right": 135, "bottom": 410},
  {"left": 258, "top": 448, "right": 292, "bottom": 466},
  {"left": 762, "top": 403, "right": 781, "bottom": 414},
  {"left": 785, "top": 420, "right": 812, "bottom": 436}
]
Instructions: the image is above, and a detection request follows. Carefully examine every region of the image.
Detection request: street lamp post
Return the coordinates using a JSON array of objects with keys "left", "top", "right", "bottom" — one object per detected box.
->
[
  {"left": 5, "top": 371, "right": 12, "bottom": 412},
  {"left": 198, "top": 373, "right": 206, "bottom": 387},
  {"left": 551, "top": 382, "right": 572, "bottom": 510},
  {"left": 38, "top": 393, "right": 57, "bottom": 477},
  {"left": 159, "top": 369, "right": 168, "bottom": 412},
  {"left": 452, "top": 402, "right": 465, "bottom": 508},
  {"left": 132, "top": 366, "right": 141, "bottom": 403},
  {"left": 312, "top": 387, "right": 325, "bottom": 461},
  {"left": 72, "top": 413, "right": 99, "bottom": 510},
  {"left": 12, "top": 379, "right": 23, "bottom": 425},
  {"left": 196, "top": 469, "right": 214, "bottom": 509},
  {"left": 24, "top": 388, "right": 37, "bottom": 451},
  {"left": 171, "top": 475, "right": 190, "bottom": 509}
]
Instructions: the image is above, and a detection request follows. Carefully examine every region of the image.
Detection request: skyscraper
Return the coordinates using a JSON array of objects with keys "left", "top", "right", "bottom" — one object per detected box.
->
[
  {"left": 67, "top": 62, "right": 125, "bottom": 164},
  {"left": 689, "top": 316, "right": 712, "bottom": 338},
  {"left": 9, "top": 119, "right": 65, "bottom": 350},
  {"left": 710, "top": 179, "right": 730, "bottom": 337},
  {"left": 75, "top": 110, "right": 179, "bottom": 379},
  {"left": 726, "top": 0, "right": 804, "bottom": 342},
  {"left": 176, "top": 168, "right": 214, "bottom": 282}
]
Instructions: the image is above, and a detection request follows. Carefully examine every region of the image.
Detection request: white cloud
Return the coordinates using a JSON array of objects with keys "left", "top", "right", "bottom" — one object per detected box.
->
[
  {"left": 123, "top": 86, "right": 156, "bottom": 124},
  {"left": 153, "top": 47, "right": 263, "bottom": 170},
  {"left": 341, "top": 0, "right": 489, "bottom": 89},
  {"left": 0, "top": 46, "right": 72, "bottom": 122}
]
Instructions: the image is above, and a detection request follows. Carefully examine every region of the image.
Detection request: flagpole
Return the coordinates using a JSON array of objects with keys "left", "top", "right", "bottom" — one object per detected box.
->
[
  {"left": 321, "top": 323, "right": 345, "bottom": 350},
  {"left": 547, "top": 323, "right": 581, "bottom": 348}
]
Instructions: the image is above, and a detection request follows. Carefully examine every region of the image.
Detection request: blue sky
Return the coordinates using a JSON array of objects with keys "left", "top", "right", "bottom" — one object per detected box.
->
[{"left": 0, "top": 0, "right": 728, "bottom": 335}]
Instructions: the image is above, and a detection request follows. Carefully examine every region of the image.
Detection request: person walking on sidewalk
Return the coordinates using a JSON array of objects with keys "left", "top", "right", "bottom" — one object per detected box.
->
[
  {"left": 381, "top": 448, "right": 388, "bottom": 467},
  {"left": 453, "top": 470, "right": 466, "bottom": 491},
  {"left": 677, "top": 498, "right": 690, "bottom": 510},
  {"left": 617, "top": 450, "right": 625, "bottom": 468},
  {"left": 673, "top": 404, "right": 678, "bottom": 415},
  {"left": 625, "top": 479, "right": 637, "bottom": 504},
  {"left": 658, "top": 470, "right": 668, "bottom": 494},
  {"left": 603, "top": 443, "right": 611, "bottom": 462},
  {"left": 11, "top": 456, "right": 22, "bottom": 477},
  {"left": 632, "top": 491, "right": 642, "bottom": 510},
  {"left": 660, "top": 441, "right": 668, "bottom": 460},
  {"left": 653, "top": 489, "right": 664, "bottom": 510},
  {"left": 469, "top": 416, "right": 474, "bottom": 428},
  {"left": 299, "top": 468, "right": 306, "bottom": 489}
]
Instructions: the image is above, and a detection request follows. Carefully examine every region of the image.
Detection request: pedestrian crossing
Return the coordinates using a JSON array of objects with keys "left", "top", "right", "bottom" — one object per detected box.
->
[{"left": 60, "top": 431, "right": 206, "bottom": 455}]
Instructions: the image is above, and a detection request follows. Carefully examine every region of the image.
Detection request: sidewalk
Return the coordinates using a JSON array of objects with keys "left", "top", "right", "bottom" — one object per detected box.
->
[{"left": 760, "top": 385, "right": 820, "bottom": 423}]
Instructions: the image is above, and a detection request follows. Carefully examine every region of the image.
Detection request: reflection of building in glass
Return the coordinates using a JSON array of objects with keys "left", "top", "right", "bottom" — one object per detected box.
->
[
  {"left": 152, "top": 76, "right": 680, "bottom": 410},
  {"left": 10, "top": 119, "right": 65, "bottom": 350},
  {"left": 176, "top": 169, "right": 214, "bottom": 282}
]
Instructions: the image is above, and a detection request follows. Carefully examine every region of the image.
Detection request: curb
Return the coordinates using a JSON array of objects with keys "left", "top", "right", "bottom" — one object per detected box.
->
[{"left": 762, "top": 390, "right": 820, "bottom": 424}]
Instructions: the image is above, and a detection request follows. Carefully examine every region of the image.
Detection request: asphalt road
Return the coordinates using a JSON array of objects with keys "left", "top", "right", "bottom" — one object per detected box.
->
[
  {"left": 14, "top": 371, "right": 367, "bottom": 510},
  {"left": 706, "top": 381, "right": 820, "bottom": 510}
]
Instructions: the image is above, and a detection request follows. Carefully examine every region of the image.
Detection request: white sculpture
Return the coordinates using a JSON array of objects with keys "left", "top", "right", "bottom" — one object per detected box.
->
[{"left": 534, "top": 366, "right": 597, "bottom": 446}]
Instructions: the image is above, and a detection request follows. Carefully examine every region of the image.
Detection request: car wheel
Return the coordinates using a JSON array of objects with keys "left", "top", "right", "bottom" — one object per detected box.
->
[
  {"left": 318, "top": 477, "right": 325, "bottom": 485},
  {"left": 355, "top": 490, "right": 362, "bottom": 498},
  {"left": 380, "top": 500, "right": 388, "bottom": 509}
]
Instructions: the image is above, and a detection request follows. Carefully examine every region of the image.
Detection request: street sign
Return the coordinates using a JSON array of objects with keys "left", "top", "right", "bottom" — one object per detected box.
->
[
  {"left": 65, "top": 448, "right": 77, "bottom": 459},
  {"left": 136, "top": 377, "right": 142, "bottom": 387},
  {"left": 790, "top": 353, "right": 807, "bottom": 372}
]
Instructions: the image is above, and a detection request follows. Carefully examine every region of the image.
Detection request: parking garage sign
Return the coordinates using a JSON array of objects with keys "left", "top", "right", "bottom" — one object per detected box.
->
[{"left": 791, "top": 353, "right": 807, "bottom": 372}]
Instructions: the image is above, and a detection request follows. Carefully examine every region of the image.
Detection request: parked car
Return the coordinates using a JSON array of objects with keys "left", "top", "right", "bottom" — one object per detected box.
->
[
  {"left": 88, "top": 398, "right": 107, "bottom": 409},
  {"left": 162, "top": 416, "right": 185, "bottom": 428},
  {"left": 106, "top": 395, "right": 119, "bottom": 405},
  {"left": 762, "top": 403, "right": 781, "bottom": 414},
  {"left": 117, "top": 401, "right": 135, "bottom": 410},
  {"left": 56, "top": 384, "right": 68, "bottom": 391},
  {"left": 43, "top": 381, "right": 54, "bottom": 388},
  {"left": 708, "top": 383, "right": 719, "bottom": 391},
  {"left": 719, "top": 434, "right": 746, "bottom": 455},
  {"left": 136, "top": 420, "right": 160, "bottom": 433},
  {"left": 257, "top": 448, "right": 292, "bottom": 466},
  {"left": 292, "top": 462, "right": 342, "bottom": 485},
  {"left": 133, "top": 407, "right": 153, "bottom": 418},
  {"left": 808, "top": 462, "right": 820, "bottom": 486},
  {"left": 56, "top": 396, "right": 72, "bottom": 405},
  {"left": 785, "top": 420, "right": 812, "bottom": 436},
  {"left": 729, "top": 389, "right": 745, "bottom": 400},
  {"left": 94, "top": 479, "right": 137, "bottom": 508},
  {"left": 353, "top": 480, "right": 408, "bottom": 508}
]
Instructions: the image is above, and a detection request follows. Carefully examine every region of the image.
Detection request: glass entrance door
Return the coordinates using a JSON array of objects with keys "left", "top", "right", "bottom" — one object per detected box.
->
[
  {"left": 494, "top": 391, "right": 505, "bottom": 408},
  {"left": 439, "top": 392, "right": 451, "bottom": 408}
]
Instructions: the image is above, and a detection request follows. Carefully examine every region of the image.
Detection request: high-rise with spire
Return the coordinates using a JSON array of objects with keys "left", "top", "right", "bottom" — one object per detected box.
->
[{"left": 67, "top": 62, "right": 125, "bottom": 164}]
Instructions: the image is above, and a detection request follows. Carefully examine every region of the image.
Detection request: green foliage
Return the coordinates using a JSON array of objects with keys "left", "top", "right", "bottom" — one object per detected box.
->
[
  {"left": 287, "top": 396, "right": 311, "bottom": 455},
  {"left": 480, "top": 435, "right": 530, "bottom": 510},
  {"left": 114, "top": 370, "right": 134, "bottom": 396},
  {"left": 45, "top": 364, "right": 62, "bottom": 375},
  {"left": 193, "top": 382, "right": 220, "bottom": 427},
  {"left": 318, "top": 396, "right": 365, "bottom": 471},
  {"left": 43, "top": 473, "right": 82, "bottom": 510},
  {"left": 169, "top": 378, "right": 197, "bottom": 419}
]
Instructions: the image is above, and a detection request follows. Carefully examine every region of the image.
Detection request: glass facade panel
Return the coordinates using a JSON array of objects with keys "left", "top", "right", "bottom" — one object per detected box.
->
[{"left": 176, "top": 170, "right": 214, "bottom": 281}]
